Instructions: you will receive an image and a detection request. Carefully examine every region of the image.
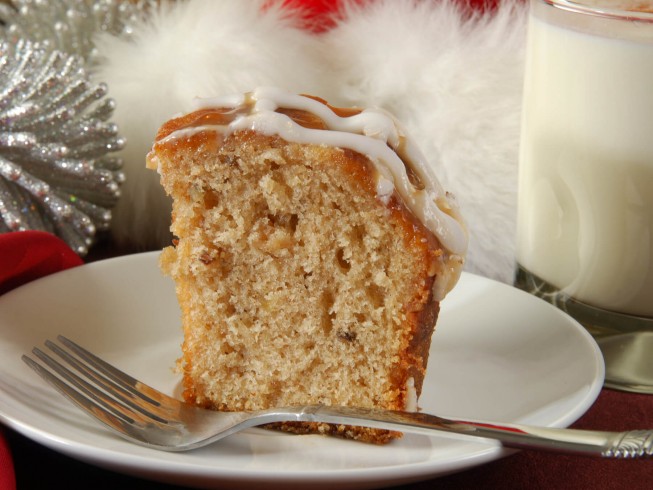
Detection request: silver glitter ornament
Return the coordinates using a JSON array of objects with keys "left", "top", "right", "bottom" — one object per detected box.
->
[
  {"left": 0, "top": 39, "right": 125, "bottom": 255},
  {"left": 0, "top": 0, "right": 156, "bottom": 64},
  {"left": 0, "top": 0, "right": 154, "bottom": 254}
]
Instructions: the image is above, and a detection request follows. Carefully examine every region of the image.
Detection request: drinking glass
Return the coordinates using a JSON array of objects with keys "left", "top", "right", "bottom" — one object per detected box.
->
[{"left": 515, "top": 0, "right": 653, "bottom": 393}]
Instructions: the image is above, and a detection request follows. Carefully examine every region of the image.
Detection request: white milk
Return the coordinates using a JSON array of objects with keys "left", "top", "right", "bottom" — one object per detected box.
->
[{"left": 516, "top": 0, "right": 653, "bottom": 317}]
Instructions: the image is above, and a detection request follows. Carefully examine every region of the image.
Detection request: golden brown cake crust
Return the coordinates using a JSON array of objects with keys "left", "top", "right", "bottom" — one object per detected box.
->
[{"left": 150, "top": 100, "right": 447, "bottom": 444}]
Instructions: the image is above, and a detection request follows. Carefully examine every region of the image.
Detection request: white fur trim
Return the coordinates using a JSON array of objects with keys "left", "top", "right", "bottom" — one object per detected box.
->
[{"left": 323, "top": 0, "right": 528, "bottom": 282}]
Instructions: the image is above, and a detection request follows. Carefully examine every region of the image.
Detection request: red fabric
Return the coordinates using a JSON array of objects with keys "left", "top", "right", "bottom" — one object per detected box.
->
[
  {"left": 0, "top": 231, "right": 83, "bottom": 296},
  {"left": 284, "top": 0, "right": 504, "bottom": 32},
  {"left": 0, "top": 231, "right": 80, "bottom": 489},
  {"left": 0, "top": 429, "right": 15, "bottom": 490}
]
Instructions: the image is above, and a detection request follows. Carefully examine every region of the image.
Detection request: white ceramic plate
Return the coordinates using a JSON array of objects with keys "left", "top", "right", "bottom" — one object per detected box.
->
[{"left": 0, "top": 252, "right": 604, "bottom": 489}]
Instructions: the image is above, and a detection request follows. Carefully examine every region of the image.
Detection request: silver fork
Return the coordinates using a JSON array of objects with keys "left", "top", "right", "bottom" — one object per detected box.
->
[{"left": 22, "top": 335, "right": 653, "bottom": 458}]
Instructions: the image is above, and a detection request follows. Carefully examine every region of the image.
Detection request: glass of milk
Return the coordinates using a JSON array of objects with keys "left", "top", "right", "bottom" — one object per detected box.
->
[{"left": 515, "top": 0, "right": 653, "bottom": 392}]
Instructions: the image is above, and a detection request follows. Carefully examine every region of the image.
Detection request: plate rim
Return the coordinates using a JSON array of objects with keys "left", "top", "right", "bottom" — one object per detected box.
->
[{"left": 0, "top": 251, "right": 605, "bottom": 488}]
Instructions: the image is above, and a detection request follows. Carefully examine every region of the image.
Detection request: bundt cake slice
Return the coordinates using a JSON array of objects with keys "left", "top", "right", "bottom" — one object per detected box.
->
[{"left": 147, "top": 87, "right": 466, "bottom": 444}]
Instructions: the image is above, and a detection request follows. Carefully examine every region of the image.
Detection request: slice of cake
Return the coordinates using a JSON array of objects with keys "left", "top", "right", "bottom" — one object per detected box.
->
[{"left": 147, "top": 87, "right": 467, "bottom": 444}]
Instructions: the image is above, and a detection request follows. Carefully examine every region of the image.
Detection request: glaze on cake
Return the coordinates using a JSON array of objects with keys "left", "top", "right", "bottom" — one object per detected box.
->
[{"left": 147, "top": 87, "right": 467, "bottom": 443}]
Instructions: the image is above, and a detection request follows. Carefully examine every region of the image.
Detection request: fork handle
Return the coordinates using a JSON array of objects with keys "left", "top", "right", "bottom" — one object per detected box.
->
[{"left": 295, "top": 405, "right": 653, "bottom": 458}]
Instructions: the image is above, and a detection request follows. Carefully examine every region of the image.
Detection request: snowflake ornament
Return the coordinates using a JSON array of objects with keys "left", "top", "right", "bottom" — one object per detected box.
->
[
  {"left": 0, "top": 39, "right": 124, "bottom": 255},
  {"left": 0, "top": 0, "right": 156, "bottom": 64},
  {"left": 0, "top": 0, "right": 156, "bottom": 254}
]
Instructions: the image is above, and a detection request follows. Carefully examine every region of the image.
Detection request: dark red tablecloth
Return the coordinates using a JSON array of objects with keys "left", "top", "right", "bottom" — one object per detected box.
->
[
  {"left": 0, "top": 230, "right": 82, "bottom": 296},
  {"left": 0, "top": 429, "right": 14, "bottom": 490}
]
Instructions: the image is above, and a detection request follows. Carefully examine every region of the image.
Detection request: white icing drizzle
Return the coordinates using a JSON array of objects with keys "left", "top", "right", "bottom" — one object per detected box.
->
[
  {"left": 156, "top": 88, "right": 467, "bottom": 300},
  {"left": 162, "top": 87, "right": 467, "bottom": 262}
]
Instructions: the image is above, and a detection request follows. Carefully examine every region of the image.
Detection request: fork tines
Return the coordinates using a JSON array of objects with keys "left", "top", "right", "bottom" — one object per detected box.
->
[{"left": 22, "top": 335, "right": 171, "bottom": 435}]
